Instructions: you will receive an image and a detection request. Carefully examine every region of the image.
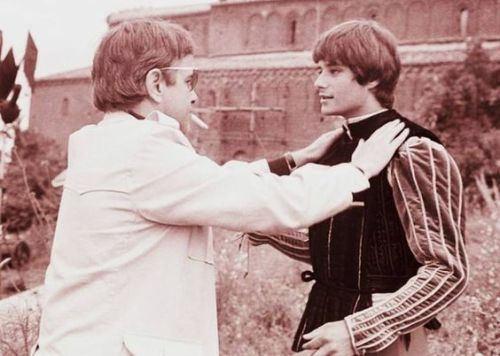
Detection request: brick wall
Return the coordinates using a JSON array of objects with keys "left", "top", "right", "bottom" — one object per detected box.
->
[
  {"left": 30, "top": 78, "right": 102, "bottom": 150},
  {"left": 208, "top": 0, "right": 500, "bottom": 55},
  {"left": 191, "top": 62, "right": 468, "bottom": 162},
  {"left": 29, "top": 0, "right": 500, "bottom": 157},
  {"left": 29, "top": 59, "right": 487, "bottom": 160}
]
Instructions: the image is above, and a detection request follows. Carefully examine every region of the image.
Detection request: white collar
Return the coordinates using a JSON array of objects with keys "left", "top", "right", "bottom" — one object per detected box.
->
[
  {"left": 346, "top": 109, "right": 388, "bottom": 125},
  {"left": 144, "top": 110, "right": 181, "bottom": 130},
  {"left": 101, "top": 110, "right": 181, "bottom": 130}
]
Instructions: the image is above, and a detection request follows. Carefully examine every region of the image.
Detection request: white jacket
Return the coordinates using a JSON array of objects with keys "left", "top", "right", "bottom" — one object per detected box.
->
[{"left": 36, "top": 111, "right": 368, "bottom": 356}]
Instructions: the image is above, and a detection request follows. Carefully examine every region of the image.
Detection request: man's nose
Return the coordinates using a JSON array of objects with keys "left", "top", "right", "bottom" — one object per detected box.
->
[
  {"left": 314, "top": 74, "right": 325, "bottom": 89},
  {"left": 190, "top": 91, "right": 198, "bottom": 104}
]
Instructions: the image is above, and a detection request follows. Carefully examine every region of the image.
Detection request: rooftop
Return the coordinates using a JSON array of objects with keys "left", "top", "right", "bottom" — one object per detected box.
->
[
  {"left": 37, "top": 67, "right": 91, "bottom": 83},
  {"left": 36, "top": 40, "right": 500, "bottom": 83},
  {"left": 107, "top": 3, "right": 212, "bottom": 26}
]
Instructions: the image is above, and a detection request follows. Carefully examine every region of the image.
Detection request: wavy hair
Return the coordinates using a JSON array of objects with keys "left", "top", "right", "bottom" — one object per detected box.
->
[{"left": 92, "top": 19, "right": 194, "bottom": 112}]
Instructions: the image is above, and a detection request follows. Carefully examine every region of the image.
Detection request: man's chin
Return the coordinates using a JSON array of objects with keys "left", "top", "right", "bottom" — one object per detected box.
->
[{"left": 320, "top": 108, "right": 339, "bottom": 116}]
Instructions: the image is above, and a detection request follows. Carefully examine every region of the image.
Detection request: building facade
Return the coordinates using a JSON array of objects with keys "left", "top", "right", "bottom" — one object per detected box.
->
[{"left": 31, "top": 0, "right": 500, "bottom": 161}]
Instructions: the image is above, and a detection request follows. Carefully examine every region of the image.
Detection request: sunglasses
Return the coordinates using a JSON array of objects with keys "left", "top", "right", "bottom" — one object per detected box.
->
[{"left": 157, "top": 66, "right": 199, "bottom": 91}]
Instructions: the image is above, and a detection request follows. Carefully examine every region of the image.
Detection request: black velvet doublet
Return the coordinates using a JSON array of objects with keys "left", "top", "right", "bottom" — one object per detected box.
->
[{"left": 292, "top": 110, "right": 441, "bottom": 352}]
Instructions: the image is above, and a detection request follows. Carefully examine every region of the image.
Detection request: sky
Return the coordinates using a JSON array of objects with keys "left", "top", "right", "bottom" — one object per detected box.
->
[{"left": 0, "top": 0, "right": 215, "bottom": 78}]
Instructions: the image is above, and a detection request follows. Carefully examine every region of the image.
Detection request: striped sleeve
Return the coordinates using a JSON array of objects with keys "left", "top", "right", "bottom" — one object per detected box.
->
[
  {"left": 344, "top": 136, "right": 469, "bottom": 354},
  {"left": 244, "top": 156, "right": 309, "bottom": 263},
  {"left": 244, "top": 230, "right": 311, "bottom": 264}
]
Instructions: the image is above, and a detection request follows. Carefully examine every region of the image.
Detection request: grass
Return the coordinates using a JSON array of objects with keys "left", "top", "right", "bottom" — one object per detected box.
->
[
  {"left": 0, "top": 208, "right": 498, "bottom": 355},
  {"left": 215, "top": 208, "right": 500, "bottom": 356}
]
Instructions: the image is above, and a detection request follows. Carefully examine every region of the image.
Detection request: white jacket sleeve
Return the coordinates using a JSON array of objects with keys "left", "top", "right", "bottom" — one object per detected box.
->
[
  {"left": 222, "top": 159, "right": 270, "bottom": 174},
  {"left": 129, "top": 127, "right": 369, "bottom": 232}
]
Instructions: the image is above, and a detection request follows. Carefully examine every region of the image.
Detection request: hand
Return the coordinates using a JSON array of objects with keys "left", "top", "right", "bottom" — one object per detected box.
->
[
  {"left": 351, "top": 120, "right": 409, "bottom": 178},
  {"left": 291, "top": 128, "right": 344, "bottom": 167},
  {"left": 302, "top": 320, "right": 355, "bottom": 356}
]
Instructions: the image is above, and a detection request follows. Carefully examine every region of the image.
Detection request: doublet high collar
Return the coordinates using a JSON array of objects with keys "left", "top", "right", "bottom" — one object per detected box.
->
[{"left": 343, "top": 109, "right": 400, "bottom": 141}]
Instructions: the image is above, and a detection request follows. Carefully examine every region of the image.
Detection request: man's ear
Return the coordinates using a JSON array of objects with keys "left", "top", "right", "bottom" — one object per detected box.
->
[
  {"left": 366, "top": 80, "right": 379, "bottom": 90},
  {"left": 144, "top": 69, "right": 164, "bottom": 103}
]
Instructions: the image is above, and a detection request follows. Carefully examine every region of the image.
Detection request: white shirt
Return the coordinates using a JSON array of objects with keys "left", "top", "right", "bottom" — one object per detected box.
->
[{"left": 36, "top": 110, "right": 369, "bottom": 356}]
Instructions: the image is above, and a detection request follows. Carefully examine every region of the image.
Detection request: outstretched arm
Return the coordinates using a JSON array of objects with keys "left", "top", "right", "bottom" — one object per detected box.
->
[{"left": 129, "top": 125, "right": 370, "bottom": 232}]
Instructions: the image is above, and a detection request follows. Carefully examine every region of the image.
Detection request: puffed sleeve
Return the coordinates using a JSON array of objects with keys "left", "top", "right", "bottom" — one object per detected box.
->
[{"left": 345, "top": 137, "right": 469, "bottom": 354}]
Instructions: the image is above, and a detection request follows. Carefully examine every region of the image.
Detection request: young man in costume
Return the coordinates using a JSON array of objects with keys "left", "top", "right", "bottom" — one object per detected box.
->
[
  {"left": 34, "top": 19, "right": 408, "bottom": 356},
  {"left": 248, "top": 20, "right": 468, "bottom": 356}
]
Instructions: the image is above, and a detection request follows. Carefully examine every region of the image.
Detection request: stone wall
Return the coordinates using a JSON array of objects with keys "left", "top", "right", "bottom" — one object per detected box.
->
[
  {"left": 30, "top": 55, "right": 495, "bottom": 159},
  {"left": 196, "top": 0, "right": 500, "bottom": 55},
  {"left": 191, "top": 62, "right": 466, "bottom": 162},
  {"left": 107, "top": 0, "right": 500, "bottom": 56},
  {"left": 30, "top": 77, "right": 102, "bottom": 149},
  {"left": 30, "top": 0, "right": 500, "bottom": 156}
]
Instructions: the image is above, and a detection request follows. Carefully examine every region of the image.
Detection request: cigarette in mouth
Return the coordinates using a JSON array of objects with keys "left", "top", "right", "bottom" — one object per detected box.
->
[{"left": 190, "top": 113, "right": 209, "bottom": 129}]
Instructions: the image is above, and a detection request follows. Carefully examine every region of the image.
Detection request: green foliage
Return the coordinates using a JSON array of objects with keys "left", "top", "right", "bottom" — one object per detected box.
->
[
  {"left": 2, "top": 129, "right": 65, "bottom": 234},
  {"left": 414, "top": 40, "right": 500, "bottom": 201},
  {"left": 0, "top": 303, "right": 41, "bottom": 356},
  {"left": 428, "top": 209, "right": 500, "bottom": 355},
  {"left": 214, "top": 211, "right": 499, "bottom": 356},
  {"left": 1, "top": 216, "right": 497, "bottom": 355},
  {"left": 214, "top": 229, "right": 310, "bottom": 355}
]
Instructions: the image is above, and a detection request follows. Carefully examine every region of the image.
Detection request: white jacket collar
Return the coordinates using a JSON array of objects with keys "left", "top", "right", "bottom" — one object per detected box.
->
[{"left": 101, "top": 111, "right": 181, "bottom": 130}]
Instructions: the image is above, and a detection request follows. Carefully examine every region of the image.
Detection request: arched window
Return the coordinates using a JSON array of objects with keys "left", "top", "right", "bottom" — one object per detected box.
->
[
  {"left": 407, "top": 1, "right": 428, "bottom": 40},
  {"left": 460, "top": 7, "right": 469, "bottom": 37},
  {"left": 385, "top": 3, "right": 406, "bottom": 39},
  {"left": 302, "top": 9, "right": 317, "bottom": 49},
  {"left": 61, "top": 98, "right": 69, "bottom": 116},
  {"left": 278, "top": 82, "right": 290, "bottom": 107},
  {"left": 431, "top": 1, "right": 454, "bottom": 38},
  {"left": 206, "top": 90, "right": 217, "bottom": 107},
  {"left": 366, "top": 6, "right": 380, "bottom": 21},
  {"left": 266, "top": 12, "right": 287, "bottom": 49},
  {"left": 290, "top": 19, "right": 297, "bottom": 45},
  {"left": 321, "top": 6, "right": 339, "bottom": 33},
  {"left": 343, "top": 5, "right": 360, "bottom": 21},
  {"left": 286, "top": 11, "right": 300, "bottom": 48},
  {"left": 477, "top": 0, "right": 497, "bottom": 36},
  {"left": 233, "top": 150, "right": 249, "bottom": 161},
  {"left": 247, "top": 14, "right": 265, "bottom": 50}
]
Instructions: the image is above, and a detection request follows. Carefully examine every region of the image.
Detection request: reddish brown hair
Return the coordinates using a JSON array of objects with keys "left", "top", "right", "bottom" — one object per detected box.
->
[
  {"left": 92, "top": 19, "right": 194, "bottom": 112},
  {"left": 313, "top": 20, "right": 401, "bottom": 108}
]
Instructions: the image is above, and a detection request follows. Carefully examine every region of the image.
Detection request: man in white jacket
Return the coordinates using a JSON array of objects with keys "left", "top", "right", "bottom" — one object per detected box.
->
[{"left": 35, "top": 20, "right": 408, "bottom": 356}]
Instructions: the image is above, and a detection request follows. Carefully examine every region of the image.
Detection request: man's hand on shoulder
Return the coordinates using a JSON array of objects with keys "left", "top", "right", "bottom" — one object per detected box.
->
[
  {"left": 351, "top": 120, "right": 409, "bottom": 179},
  {"left": 291, "top": 128, "right": 344, "bottom": 167}
]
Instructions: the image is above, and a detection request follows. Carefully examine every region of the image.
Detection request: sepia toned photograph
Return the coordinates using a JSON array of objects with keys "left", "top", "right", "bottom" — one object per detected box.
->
[{"left": 0, "top": 0, "right": 498, "bottom": 355}]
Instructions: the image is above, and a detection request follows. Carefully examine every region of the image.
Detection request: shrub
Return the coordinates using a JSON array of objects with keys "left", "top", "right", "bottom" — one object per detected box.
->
[
  {"left": 2, "top": 129, "right": 65, "bottom": 245},
  {"left": 215, "top": 229, "right": 310, "bottom": 355},
  {"left": 215, "top": 210, "right": 499, "bottom": 356},
  {"left": 0, "top": 302, "right": 40, "bottom": 356},
  {"left": 414, "top": 39, "right": 500, "bottom": 210},
  {"left": 427, "top": 209, "right": 499, "bottom": 355}
]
